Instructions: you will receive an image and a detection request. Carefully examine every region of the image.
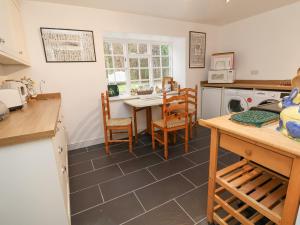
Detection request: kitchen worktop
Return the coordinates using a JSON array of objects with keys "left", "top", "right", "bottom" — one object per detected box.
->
[
  {"left": 0, "top": 93, "right": 61, "bottom": 146},
  {"left": 201, "top": 80, "right": 293, "bottom": 91},
  {"left": 199, "top": 115, "right": 300, "bottom": 158}
]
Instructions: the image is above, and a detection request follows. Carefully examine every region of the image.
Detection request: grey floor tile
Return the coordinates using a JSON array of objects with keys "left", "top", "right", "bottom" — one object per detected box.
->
[
  {"left": 195, "top": 218, "right": 208, "bottom": 225},
  {"left": 109, "top": 142, "right": 132, "bottom": 154},
  {"left": 100, "top": 169, "right": 155, "bottom": 201},
  {"left": 156, "top": 143, "right": 197, "bottom": 159},
  {"left": 134, "top": 145, "right": 157, "bottom": 157},
  {"left": 69, "top": 160, "right": 93, "bottom": 177},
  {"left": 176, "top": 184, "right": 208, "bottom": 222},
  {"left": 148, "top": 157, "right": 195, "bottom": 180},
  {"left": 68, "top": 148, "right": 87, "bottom": 155},
  {"left": 69, "top": 150, "right": 107, "bottom": 165},
  {"left": 92, "top": 151, "right": 135, "bottom": 170},
  {"left": 189, "top": 136, "right": 210, "bottom": 150},
  {"left": 181, "top": 161, "right": 226, "bottom": 187},
  {"left": 72, "top": 193, "right": 144, "bottom": 225},
  {"left": 184, "top": 148, "right": 210, "bottom": 164},
  {"left": 123, "top": 200, "right": 194, "bottom": 225},
  {"left": 219, "top": 152, "right": 241, "bottom": 166},
  {"left": 70, "top": 165, "right": 123, "bottom": 192},
  {"left": 70, "top": 185, "right": 102, "bottom": 215},
  {"left": 119, "top": 153, "right": 163, "bottom": 174},
  {"left": 135, "top": 174, "right": 194, "bottom": 210}
]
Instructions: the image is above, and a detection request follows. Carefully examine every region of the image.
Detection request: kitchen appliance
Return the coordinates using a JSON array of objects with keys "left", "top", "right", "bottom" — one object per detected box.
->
[
  {"left": 222, "top": 89, "right": 289, "bottom": 115},
  {"left": 1, "top": 80, "right": 28, "bottom": 104},
  {"left": 208, "top": 70, "right": 235, "bottom": 83},
  {"left": 211, "top": 52, "right": 234, "bottom": 70},
  {"left": 0, "top": 89, "right": 23, "bottom": 110},
  {"left": 0, "top": 101, "right": 9, "bottom": 121}
]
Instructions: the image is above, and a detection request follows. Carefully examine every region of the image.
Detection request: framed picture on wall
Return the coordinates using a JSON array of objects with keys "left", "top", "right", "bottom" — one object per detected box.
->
[
  {"left": 189, "top": 31, "right": 206, "bottom": 68},
  {"left": 40, "top": 27, "right": 96, "bottom": 63}
]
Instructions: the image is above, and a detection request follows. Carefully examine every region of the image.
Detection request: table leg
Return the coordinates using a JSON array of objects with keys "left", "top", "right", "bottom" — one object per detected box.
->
[
  {"left": 281, "top": 157, "right": 300, "bottom": 225},
  {"left": 133, "top": 107, "right": 138, "bottom": 143},
  {"left": 146, "top": 107, "right": 152, "bottom": 134},
  {"left": 207, "top": 128, "right": 219, "bottom": 224}
]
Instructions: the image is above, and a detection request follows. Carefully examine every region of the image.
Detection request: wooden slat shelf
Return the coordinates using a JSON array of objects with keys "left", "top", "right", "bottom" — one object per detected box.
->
[
  {"left": 213, "top": 187, "right": 276, "bottom": 225},
  {"left": 215, "top": 159, "right": 287, "bottom": 224}
]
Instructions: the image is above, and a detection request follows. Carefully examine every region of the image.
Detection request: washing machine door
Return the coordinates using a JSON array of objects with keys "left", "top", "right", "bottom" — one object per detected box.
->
[{"left": 226, "top": 97, "right": 249, "bottom": 114}]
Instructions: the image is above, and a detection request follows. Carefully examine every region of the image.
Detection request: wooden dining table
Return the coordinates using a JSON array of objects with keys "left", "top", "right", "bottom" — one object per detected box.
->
[{"left": 124, "top": 96, "right": 164, "bottom": 142}]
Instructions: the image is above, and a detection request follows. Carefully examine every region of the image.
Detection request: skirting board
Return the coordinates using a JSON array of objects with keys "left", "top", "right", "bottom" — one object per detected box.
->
[{"left": 67, "top": 131, "right": 138, "bottom": 150}]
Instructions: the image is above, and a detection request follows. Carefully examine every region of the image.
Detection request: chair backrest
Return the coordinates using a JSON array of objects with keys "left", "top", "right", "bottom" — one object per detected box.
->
[
  {"left": 162, "top": 91, "right": 188, "bottom": 128},
  {"left": 101, "top": 91, "right": 111, "bottom": 128},
  {"left": 178, "top": 85, "right": 198, "bottom": 114}
]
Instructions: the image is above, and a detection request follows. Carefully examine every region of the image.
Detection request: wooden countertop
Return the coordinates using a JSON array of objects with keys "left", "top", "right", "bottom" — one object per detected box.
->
[
  {"left": 199, "top": 116, "right": 300, "bottom": 158},
  {"left": 201, "top": 80, "right": 292, "bottom": 91},
  {"left": 0, "top": 93, "right": 61, "bottom": 147}
]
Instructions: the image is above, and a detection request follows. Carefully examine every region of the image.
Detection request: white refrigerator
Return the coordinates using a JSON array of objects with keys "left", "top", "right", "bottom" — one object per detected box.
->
[{"left": 201, "top": 87, "right": 223, "bottom": 119}]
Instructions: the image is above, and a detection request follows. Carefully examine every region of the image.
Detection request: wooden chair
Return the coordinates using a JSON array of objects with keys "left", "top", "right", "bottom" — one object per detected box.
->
[
  {"left": 178, "top": 85, "right": 198, "bottom": 138},
  {"left": 151, "top": 91, "right": 189, "bottom": 159},
  {"left": 101, "top": 91, "right": 133, "bottom": 154}
]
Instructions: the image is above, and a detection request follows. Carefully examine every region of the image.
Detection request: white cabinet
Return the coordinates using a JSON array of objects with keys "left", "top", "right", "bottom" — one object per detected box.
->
[
  {"left": 201, "top": 87, "right": 223, "bottom": 119},
  {"left": 0, "top": 113, "right": 70, "bottom": 225},
  {"left": 0, "top": 0, "right": 30, "bottom": 65}
]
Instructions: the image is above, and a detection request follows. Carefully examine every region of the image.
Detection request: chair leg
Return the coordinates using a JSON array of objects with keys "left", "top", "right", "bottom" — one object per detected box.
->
[
  {"left": 104, "top": 130, "right": 109, "bottom": 155},
  {"left": 128, "top": 124, "right": 133, "bottom": 153},
  {"left": 173, "top": 131, "right": 177, "bottom": 144},
  {"left": 189, "top": 114, "right": 193, "bottom": 139},
  {"left": 109, "top": 130, "right": 113, "bottom": 141},
  {"left": 151, "top": 122, "right": 155, "bottom": 150},
  {"left": 164, "top": 130, "right": 168, "bottom": 160},
  {"left": 185, "top": 125, "right": 189, "bottom": 153}
]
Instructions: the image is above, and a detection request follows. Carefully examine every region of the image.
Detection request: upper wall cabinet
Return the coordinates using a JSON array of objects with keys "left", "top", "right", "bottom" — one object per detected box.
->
[{"left": 0, "top": 0, "right": 30, "bottom": 66}]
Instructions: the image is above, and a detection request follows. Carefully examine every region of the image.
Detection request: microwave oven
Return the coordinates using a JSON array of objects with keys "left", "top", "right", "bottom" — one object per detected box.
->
[
  {"left": 211, "top": 52, "right": 234, "bottom": 70},
  {"left": 208, "top": 70, "right": 235, "bottom": 83}
]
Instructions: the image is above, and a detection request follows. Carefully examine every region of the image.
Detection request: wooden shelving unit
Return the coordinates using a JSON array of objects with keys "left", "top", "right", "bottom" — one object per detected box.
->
[{"left": 212, "top": 159, "right": 287, "bottom": 225}]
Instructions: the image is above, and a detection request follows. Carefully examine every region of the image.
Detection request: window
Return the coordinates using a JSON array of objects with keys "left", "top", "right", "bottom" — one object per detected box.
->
[{"left": 103, "top": 40, "right": 172, "bottom": 94}]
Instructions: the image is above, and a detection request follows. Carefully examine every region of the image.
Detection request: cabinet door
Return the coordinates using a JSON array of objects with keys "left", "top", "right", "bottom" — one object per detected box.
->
[
  {"left": 0, "top": 0, "right": 14, "bottom": 54},
  {"left": 201, "top": 88, "right": 223, "bottom": 119},
  {"left": 8, "top": 0, "right": 29, "bottom": 62}
]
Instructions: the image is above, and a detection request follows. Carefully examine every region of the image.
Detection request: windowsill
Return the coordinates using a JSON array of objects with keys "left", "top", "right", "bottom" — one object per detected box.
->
[{"left": 109, "top": 91, "right": 178, "bottom": 102}]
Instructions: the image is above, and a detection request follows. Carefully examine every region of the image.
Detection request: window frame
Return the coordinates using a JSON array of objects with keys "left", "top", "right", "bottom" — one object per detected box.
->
[{"left": 103, "top": 38, "right": 173, "bottom": 95}]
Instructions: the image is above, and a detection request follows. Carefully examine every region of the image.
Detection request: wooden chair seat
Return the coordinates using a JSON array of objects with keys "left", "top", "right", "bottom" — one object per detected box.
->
[
  {"left": 107, "top": 118, "right": 132, "bottom": 127},
  {"left": 152, "top": 92, "right": 189, "bottom": 159},
  {"left": 178, "top": 85, "right": 198, "bottom": 138},
  {"left": 101, "top": 91, "right": 133, "bottom": 154},
  {"left": 153, "top": 118, "right": 185, "bottom": 128}
]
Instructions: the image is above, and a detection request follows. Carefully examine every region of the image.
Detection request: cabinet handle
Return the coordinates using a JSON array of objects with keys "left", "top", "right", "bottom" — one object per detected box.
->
[
  {"left": 58, "top": 146, "right": 63, "bottom": 153},
  {"left": 0, "top": 38, "right": 5, "bottom": 44},
  {"left": 19, "top": 51, "right": 23, "bottom": 55},
  {"left": 61, "top": 166, "right": 67, "bottom": 174},
  {"left": 245, "top": 149, "right": 252, "bottom": 156},
  {"left": 58, "top": 120, "right": 62, "bottom": 123}
]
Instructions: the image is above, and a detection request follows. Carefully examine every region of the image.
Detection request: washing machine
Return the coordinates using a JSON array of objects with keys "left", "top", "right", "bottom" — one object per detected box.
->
[{"left": 221, "top": 89, "right": 289, "bottom": 115}]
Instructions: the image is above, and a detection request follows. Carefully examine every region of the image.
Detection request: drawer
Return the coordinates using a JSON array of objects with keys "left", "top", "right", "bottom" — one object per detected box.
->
[{"left": 220, "top": 133, "right": 293, "bottom": 177}]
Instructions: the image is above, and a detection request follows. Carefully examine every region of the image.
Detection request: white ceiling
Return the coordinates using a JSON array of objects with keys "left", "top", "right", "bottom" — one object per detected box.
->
[{"left": 28, "top": 0, "right": 300, "bottom": 25}]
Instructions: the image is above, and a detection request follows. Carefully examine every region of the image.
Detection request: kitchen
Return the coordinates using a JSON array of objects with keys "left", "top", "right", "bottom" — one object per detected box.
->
[{"left": 0, "top": 0, "right": 300, "bottom": 225}]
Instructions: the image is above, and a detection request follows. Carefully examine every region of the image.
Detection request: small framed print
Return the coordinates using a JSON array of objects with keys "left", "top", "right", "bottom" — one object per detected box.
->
[
  {"left": 189, "top": 31, "right": 206, "bottom": 68},
  {"left": 40, "top": 27, "right": 96, "bottom": 63}
]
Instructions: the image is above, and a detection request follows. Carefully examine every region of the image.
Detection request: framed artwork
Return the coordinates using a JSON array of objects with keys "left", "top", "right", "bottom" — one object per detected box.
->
[
  {"left": 189, "top": 31, "right": 206, "bottom": 68},
  {"left": 40, "top": 27, "right": 96, "bottom": 63}
]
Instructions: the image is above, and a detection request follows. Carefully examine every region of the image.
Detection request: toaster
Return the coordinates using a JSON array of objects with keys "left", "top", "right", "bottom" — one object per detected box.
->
[{"left": 0, "top": 89, "right": 23, "bottom": 111}]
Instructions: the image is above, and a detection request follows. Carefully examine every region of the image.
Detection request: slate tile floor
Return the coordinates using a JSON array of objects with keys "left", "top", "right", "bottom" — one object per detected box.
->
[{"left": 69, "top": 126, "right": 240, "bottom": 225}]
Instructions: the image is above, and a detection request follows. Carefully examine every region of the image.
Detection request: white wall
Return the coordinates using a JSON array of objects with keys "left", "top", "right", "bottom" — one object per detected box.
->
[
  {"left": 218, "top": 1, "right": 300, "bottom": 80},
  {"left": 20, "top": 1, "right": 219, "bottom": 149}
]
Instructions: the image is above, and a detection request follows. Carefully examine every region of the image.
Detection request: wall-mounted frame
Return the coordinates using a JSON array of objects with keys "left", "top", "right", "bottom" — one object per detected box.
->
[
  {"left": 40, "top": 27, "right": 96, "bottom": 63},
  {"left": 189, "top": 31, "right": 206, "bottom": 68}
]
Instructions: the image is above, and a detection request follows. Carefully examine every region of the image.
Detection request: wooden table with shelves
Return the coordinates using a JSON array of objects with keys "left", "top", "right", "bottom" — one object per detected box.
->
[{"left": 199, "top": 116, "right": 300, "bottom": 225}]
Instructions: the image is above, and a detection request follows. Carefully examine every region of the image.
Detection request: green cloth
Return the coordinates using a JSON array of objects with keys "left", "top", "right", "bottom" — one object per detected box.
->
[{"left": 230, "top": 110, "right": 279, "bottom": 127}]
